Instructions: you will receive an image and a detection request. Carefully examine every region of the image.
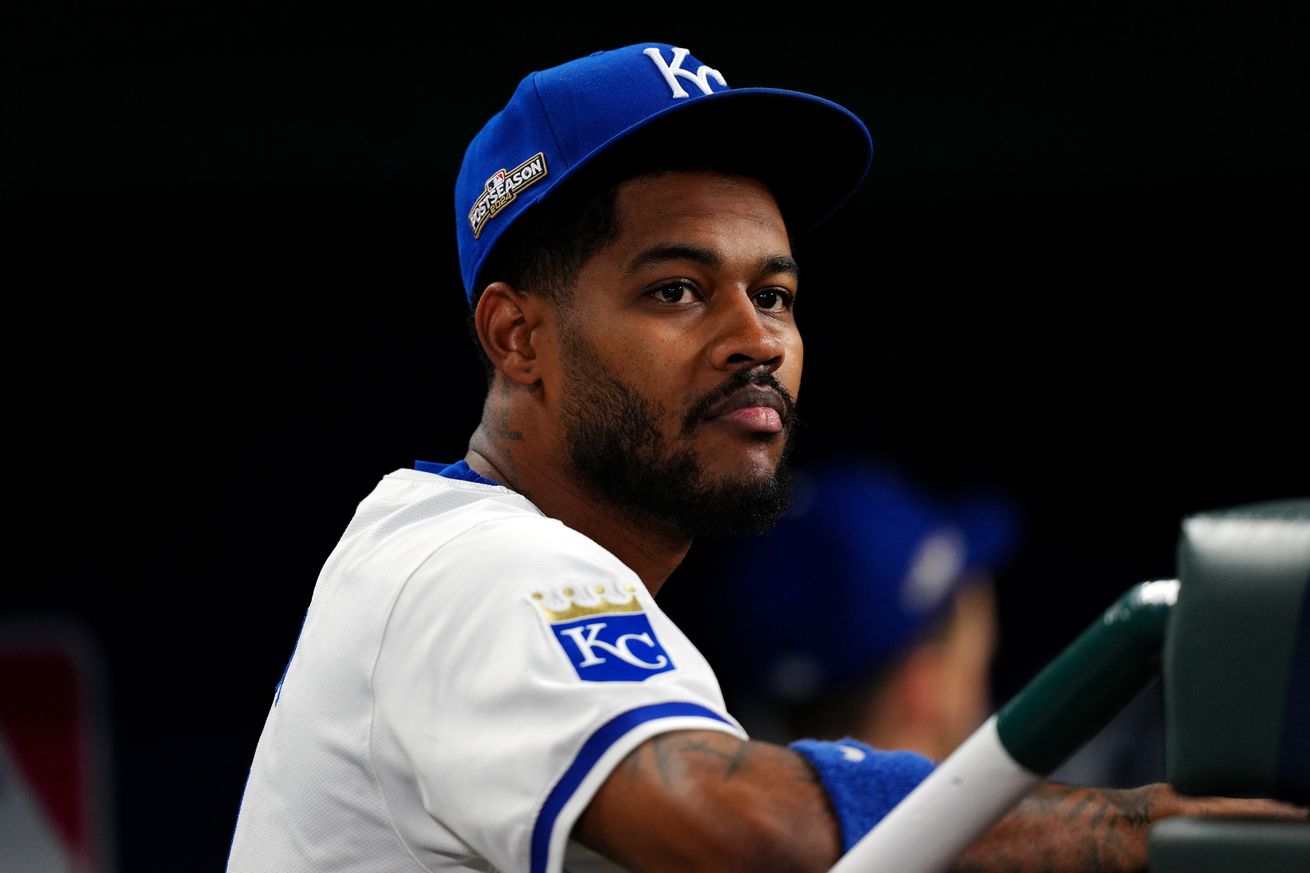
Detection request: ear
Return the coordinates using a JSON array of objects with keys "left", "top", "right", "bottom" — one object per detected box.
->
[{"left": 474, "top": 281, "right": 547, "bottom": 385}]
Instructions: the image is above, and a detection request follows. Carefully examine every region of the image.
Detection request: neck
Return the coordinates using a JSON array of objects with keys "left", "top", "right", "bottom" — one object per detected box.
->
[{"left": 465, "top": 424, "right": 692, "bottom": 596}]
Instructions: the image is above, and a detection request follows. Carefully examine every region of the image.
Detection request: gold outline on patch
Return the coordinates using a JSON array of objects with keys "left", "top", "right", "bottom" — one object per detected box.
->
[
  {"left": 531, "top": 583, "right": 642, "bottom": 623},
  {"left": 469, "top": 152, "right": 549, "bottom": 239}
]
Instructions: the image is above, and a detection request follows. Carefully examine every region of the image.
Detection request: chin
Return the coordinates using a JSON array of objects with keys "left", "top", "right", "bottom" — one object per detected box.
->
[
  {"left": 683, "top": 456, "right": 794, "bottom": 541},
  {"left": 695, "top": 434, "right": 788, "bottom": 481}
]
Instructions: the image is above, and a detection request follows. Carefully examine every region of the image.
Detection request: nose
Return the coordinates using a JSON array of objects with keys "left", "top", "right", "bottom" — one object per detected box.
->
[{"left": 706, "top": 289, "right": 791, "bottom": 373}]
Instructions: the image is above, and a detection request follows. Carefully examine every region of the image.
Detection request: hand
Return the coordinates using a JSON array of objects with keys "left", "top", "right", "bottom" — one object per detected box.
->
[
  {"left": 1145, "top": 781, "right": 1310, "bottom": 823},
  {"left": 951, "top": 781, "right": 1308, "bottom": 873}
]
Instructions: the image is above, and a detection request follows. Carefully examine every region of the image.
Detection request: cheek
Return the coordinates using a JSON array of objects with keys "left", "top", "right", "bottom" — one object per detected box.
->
[
  {"left": 772, "top": 330, "right": 803, "bottom": 406},
  {"left": 790, "top": 335, "right": 804, "bottom": 397},
  {"left": 622, "top": 326, "right": 706, "bottom": 388},
  {"left": 599, "top": 334, "right": 697, "bottom": 422}
]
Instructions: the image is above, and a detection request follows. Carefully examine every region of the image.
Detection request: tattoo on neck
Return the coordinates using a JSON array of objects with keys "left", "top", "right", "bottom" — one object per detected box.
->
[{"left": 498, "top": 382, "right": 523, "bottom": 441}]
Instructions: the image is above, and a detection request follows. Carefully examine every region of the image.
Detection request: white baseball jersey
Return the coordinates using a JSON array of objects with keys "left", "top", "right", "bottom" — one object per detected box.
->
[{"left": 226, "top": 464, "right": 746, "bottom": 873}]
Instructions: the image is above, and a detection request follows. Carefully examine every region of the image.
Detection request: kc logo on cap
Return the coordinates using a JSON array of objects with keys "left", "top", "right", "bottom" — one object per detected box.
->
[
  {"left": 464, "top": 47, "right": 723, "bottom": 241},
  {"left": 643, "top": 46, "right": 727, "bottom": 98}
]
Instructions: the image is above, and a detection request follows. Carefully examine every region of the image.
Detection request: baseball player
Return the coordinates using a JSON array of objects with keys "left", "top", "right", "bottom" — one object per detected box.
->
[{"left": 225, "top": 42, "right": 1307, "bottom": 873}]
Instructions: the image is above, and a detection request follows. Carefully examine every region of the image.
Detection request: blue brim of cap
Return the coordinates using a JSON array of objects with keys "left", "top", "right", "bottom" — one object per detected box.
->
[
  {"left": 587, "top": 85, "right": 876, "bottom": 233},
  {"left": 465, "top": 85, "right": 872, "bottom": 298}
]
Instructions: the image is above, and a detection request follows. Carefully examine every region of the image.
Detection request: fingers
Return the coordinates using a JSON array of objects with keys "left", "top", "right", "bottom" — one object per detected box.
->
[
  {"left": 1188, "top": 795, "right": 1310, "bottom": 821},
  {"left": 1154, "top": 781, "right": 1310, "bottom": 822}
]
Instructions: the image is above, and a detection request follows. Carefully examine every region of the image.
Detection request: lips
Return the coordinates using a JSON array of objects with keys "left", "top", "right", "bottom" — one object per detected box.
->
[{"left": 700, "top": 384, "right": 789, "bottom": 433}]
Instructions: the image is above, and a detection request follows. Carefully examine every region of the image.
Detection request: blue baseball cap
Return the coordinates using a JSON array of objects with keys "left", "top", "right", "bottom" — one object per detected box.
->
[
  {"left": 719, "top": 459, "right": 1019, "bottom": 703},
  {"left": 455, "top": 42, "right": 874, "bottom": 303}
]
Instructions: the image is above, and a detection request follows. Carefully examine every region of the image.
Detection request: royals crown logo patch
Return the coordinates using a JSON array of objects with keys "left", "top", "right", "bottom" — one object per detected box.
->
[
  {"left": 531, "top": 582, "right": 675, "bottom": 682},
  {"left": 468, "top": 152, "right": 548, "bottom": 239}
]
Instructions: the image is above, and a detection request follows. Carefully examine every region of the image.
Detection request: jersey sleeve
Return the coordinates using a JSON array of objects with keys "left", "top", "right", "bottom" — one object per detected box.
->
[{"left": 370, "top": 513, "right": 744, "bottom": 873}]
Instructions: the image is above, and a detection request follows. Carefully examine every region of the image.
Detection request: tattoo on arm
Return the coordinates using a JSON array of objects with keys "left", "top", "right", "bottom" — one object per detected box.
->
[
  {"left": 676, "top": 738, "right": 751, "bottom": 780},
  {"left": 952, "top": 784, "right": 1159, "bottom": 873},
  {"left": 651, "top": 732, "right": 677, "bottom": 790},
  {"left": 581, "top": 731, "right": 841, "bottom": 870},
  {"left": 625, "top": 732, "right": 820, "bottom": 792}
]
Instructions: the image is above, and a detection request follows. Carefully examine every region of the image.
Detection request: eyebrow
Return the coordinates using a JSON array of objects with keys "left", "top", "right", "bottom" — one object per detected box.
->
[
  {"left": 624, "top": 244, "right": 800, "bottom": 280},
  {"left": 762, "top": 255, "right": 801, "bottom": 280}
]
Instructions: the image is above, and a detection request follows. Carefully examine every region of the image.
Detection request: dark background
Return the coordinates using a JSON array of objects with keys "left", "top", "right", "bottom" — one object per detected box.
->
[{"left": 6, "top": 9, "right": 1307, "bottom": 871}]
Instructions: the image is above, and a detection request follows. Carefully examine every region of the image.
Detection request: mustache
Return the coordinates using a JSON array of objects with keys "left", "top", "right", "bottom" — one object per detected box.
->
[{"left": 681, "top": 368, "right": 797, "bottom": 436}]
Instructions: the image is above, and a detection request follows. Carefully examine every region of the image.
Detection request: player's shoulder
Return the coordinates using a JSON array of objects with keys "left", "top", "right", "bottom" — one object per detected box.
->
[
  {"left": 359, "top": 467, "right": 632, "bottom": 579},
  {"left": 371, "top": 466, "right": 537, "bottom": 520}
]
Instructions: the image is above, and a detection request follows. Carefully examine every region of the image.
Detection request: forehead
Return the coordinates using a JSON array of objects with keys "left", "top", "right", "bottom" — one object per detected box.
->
[{"left": 607, "top": 171, "right": 791, "bottom": 254}]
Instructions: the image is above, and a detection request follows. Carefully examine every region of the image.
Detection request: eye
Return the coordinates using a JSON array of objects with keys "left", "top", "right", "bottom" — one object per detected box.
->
[
  {"left": 649, "top": 280, "right": 701, "bottom": 305},
  {"left": 753, "top": 287, "right": 795, "bottom": 312}
]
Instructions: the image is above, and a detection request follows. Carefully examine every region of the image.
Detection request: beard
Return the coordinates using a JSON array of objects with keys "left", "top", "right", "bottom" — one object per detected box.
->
[{"left": 559, "top": 328, "right": 797, "bottom": 540}]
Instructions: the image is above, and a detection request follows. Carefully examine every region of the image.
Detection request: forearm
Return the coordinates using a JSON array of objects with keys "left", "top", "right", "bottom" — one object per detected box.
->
[
  {"left": 576, "top": 730, "right": 841, "bottom": 872},
  {"left": 950, "top": 783, "right": 1159, "bottom": 873},
  {"left": 579, "top": 737, "right": 1307, "bottom": 873}
]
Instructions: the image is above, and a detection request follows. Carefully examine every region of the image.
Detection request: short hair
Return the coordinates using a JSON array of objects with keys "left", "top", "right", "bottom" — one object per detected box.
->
[{"left": 465, "top": 172, "right": 625, "bottom": 382}]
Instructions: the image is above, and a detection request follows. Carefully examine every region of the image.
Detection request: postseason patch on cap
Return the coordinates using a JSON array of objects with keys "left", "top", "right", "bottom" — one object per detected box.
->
[
  {"left": 531, "top": 581, "right": 675, "bottom": 682},
  {"left": 468, "top": 152, "right": 549, "bottom": 239}
]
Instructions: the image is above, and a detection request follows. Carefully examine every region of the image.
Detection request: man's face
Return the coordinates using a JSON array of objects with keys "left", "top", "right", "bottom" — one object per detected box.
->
[{"left": 549, "top": 171, "right": 803, "bottom": 539}]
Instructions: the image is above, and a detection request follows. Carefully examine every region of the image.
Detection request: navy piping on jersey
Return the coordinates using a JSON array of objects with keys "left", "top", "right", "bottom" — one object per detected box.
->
[
  {"left": 414, "top": 459, "right": 502, "bottom": 488},
  {"left": 530, "top": 702, "right": 734, "bottom": 873}
]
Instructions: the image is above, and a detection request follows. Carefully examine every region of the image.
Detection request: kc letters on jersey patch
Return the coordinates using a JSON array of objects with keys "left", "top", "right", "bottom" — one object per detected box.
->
[{"left": 531, "top": 582, "right": 675, "bottom": 682}]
